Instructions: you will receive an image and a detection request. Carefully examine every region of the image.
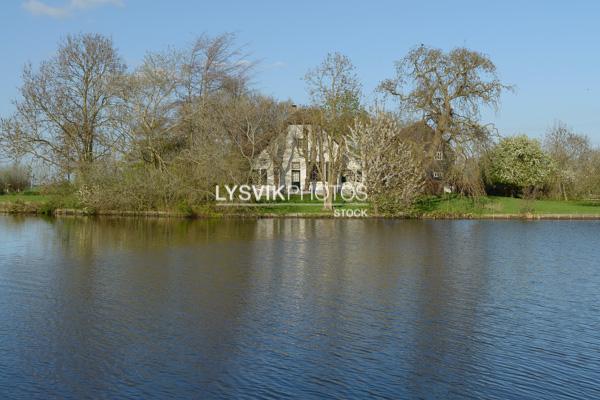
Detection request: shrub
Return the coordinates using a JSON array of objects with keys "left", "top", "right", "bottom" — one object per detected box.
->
[
  {"left": 0, "top": 165, "right": 31, "bottom": 194},
  {"left": 39, "top": 180, "right": 77, "bottom": 196},
  {"left": 349, "top": 115, "right": 426, "bottom": 215},
  {"left": 486, "top": 135, "right": 554, "bottom": 197},
  {"left": 75, "top": 158, "right": 224, "bottom": 211}
]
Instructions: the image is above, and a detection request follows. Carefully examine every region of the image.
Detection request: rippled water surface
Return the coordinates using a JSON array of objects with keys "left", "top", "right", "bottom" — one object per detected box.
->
[{"left": 1, "top": 216, "right": 599, "bottom": 399}]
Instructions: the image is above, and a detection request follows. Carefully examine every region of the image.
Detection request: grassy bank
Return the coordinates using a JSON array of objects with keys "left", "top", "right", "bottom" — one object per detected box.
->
[
  {"left": 0, "top": 193, "right": 365, "bottom": 218},
  {"left": 415, "top": 195, "right": 600, "bottom": 217},
  {"left": 2, "top": 193, "right": 600, "bottom": 219},
  {"left": 0, "top": 193, "right": 79, "bottom": 215}
]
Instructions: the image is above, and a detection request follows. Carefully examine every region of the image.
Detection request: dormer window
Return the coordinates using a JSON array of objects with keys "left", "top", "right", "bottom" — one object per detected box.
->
[{"left": 435, "top": 151, "right": 443, "bottom": 161}]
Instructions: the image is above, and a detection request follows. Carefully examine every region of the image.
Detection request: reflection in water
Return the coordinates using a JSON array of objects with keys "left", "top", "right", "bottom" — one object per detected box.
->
[{"left": 0, "top": 217, "right": 599, "bottom": 399}]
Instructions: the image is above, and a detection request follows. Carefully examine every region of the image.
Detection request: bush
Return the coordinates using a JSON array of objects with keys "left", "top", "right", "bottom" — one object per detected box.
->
[
  {"left": 75, "top": 158, "right": 224, "bottom": 211},
  {"left": 76, "top": 163, "right": 169, "bottom": 210},
  {"left": 486, "top": 135, "right": 554, "bottom": 197},
  {"left": 349, "top": 115, "right": 426, "bottom": 215},
  {"left": 39, "top": 180, "right": 76, "bottom": 196},
  {"left": 0, "top": 165, "right": 31, "bottom": 194}
]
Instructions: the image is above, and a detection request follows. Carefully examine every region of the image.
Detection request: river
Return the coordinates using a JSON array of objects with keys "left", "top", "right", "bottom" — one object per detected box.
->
[{"left": 1, "top": 216, "right": 599, "bottom": 399}]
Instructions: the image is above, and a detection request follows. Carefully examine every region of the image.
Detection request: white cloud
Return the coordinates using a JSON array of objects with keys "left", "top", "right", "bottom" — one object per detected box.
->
[
  {"left": 23, "top": 0, "right": 70, "bottom": 17},
  {"left": 70, "top": 0, "right": 123, "bottom": 9},
  {"left": 22, "top": 0, "right": 123, "bottom": 18}
]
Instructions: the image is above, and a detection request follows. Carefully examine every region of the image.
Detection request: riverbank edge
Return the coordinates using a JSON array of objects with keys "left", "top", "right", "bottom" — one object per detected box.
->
[{"left": 2, "top": 203, "right": 600, "bottom": 220}]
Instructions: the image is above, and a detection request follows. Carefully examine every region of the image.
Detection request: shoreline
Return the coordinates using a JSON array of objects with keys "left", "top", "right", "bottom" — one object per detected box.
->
[{"left": 2, "top": 205, "right": 600, "bottom": 220}]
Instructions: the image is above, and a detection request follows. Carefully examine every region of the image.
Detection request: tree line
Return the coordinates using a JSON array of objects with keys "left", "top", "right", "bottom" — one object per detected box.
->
[{"left": 1, "top": 33, "right": 599, "bottom": 212}]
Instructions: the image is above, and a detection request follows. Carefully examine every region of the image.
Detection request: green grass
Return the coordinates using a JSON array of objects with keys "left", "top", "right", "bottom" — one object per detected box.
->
[
  {"left": 0, "top": 193, "right": 53, "bottom": 203},
  {"left": 252, "top": 203, "right": 369, "bottom": 215},
  {"left": 229, "top": 194, "right": 369, "bottom": 215},
  {"left": 415, "top": 195, "right": 600, "bottom": 216},
  {"left": 0, "top": 193, "right": 368, "bottom": 216},
  {"left": 0, "top": 193, "right": 80, "bottom": 215},
  {"left": 3, "top": 192, "right": 600, "bottom": 217}
]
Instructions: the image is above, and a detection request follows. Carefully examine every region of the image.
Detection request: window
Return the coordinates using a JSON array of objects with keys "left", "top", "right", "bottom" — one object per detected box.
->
[
  {"left": 296, "top": 138, "right": 305, "bottom": 149},
  {"left": 435, "top": 151, "right": 443, "bottom": 161},
  {"left": 433, "top": 171, "right": 442, "bottom": 180},
  {"left": 343, "top": 170, "right": 354, "bottom": 182},
  {"left": 291, "top": 170, "right": 301, "bottom": 189}
]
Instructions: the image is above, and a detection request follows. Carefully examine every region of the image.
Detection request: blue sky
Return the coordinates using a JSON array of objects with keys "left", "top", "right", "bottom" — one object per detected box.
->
[{"left": 2, "top": 0, "right": 600, "bottom": 143}]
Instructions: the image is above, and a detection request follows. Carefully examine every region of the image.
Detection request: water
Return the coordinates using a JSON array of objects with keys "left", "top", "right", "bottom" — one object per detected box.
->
[{"left": 0, "top": 216, "right": 599, "bottom": 399}]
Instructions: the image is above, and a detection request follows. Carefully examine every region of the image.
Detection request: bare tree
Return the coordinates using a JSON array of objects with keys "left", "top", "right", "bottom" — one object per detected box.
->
[
  {"left": 181, "top": 33, "right": 254, "bottom": 101},
  {"left": 379, "top": 46, "right": 510, "bottom": 193},
  {"left": 211, "top": 94, "right": 289, "bottom": 182},
  {"left": 348, "top": 113, "right": 425, "bottom": 214},
  {"left": 544, "top": 121, "right": 592, "bottom": 200},
  {"left": 117, "top": 49, "right": 182, "bottom": 170},
  {"left": 298, "top": 125, "right": 319, "bottom": 193},
  {"left": 178, "top": 33, "right": 255, "bottom": 145},
  {"left": 304, "top": 52, "right": 362, "bottom": 209},
  {"left": 0, "top": 33, "right": 126, "bottom": 176}
]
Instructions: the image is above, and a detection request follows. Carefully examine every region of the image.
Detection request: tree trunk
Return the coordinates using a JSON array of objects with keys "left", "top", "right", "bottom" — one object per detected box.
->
[
  {"left": 304, "top": 162, "right": 314, "bottom": 190},
  {"left": 561, "top": 182, "right": 568, "bottom": 201},
  {"left": 279, "top": 169, "right": 287, "bottom": 193},
  {"left": 323, "top": 184, "right": 334, "bottom": 210}
]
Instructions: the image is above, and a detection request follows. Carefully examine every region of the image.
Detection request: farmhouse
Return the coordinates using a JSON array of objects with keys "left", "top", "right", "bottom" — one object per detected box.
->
[
  {"left": 252, "top": 124, "right": 363, "bottom": 193},
  {"left": 251, "top": 118, "right": 452, "bottom": 195}
]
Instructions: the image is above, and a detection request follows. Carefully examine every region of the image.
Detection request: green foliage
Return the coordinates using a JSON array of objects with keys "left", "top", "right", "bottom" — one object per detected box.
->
[
  {"left": 176, "top": 202, "right": 196, "bottom": 218},
  {"left": 413, "top": 194, "right": 489, "bottom": 217},
  {"left": 38, "top": 200, "right": 60, "bottom": 216},
  {"left": 39, "top": 181, "right": 77, "bottom": 197},
  {"left": 487, "top": 135, "right": 554, "bottom": 195}
]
